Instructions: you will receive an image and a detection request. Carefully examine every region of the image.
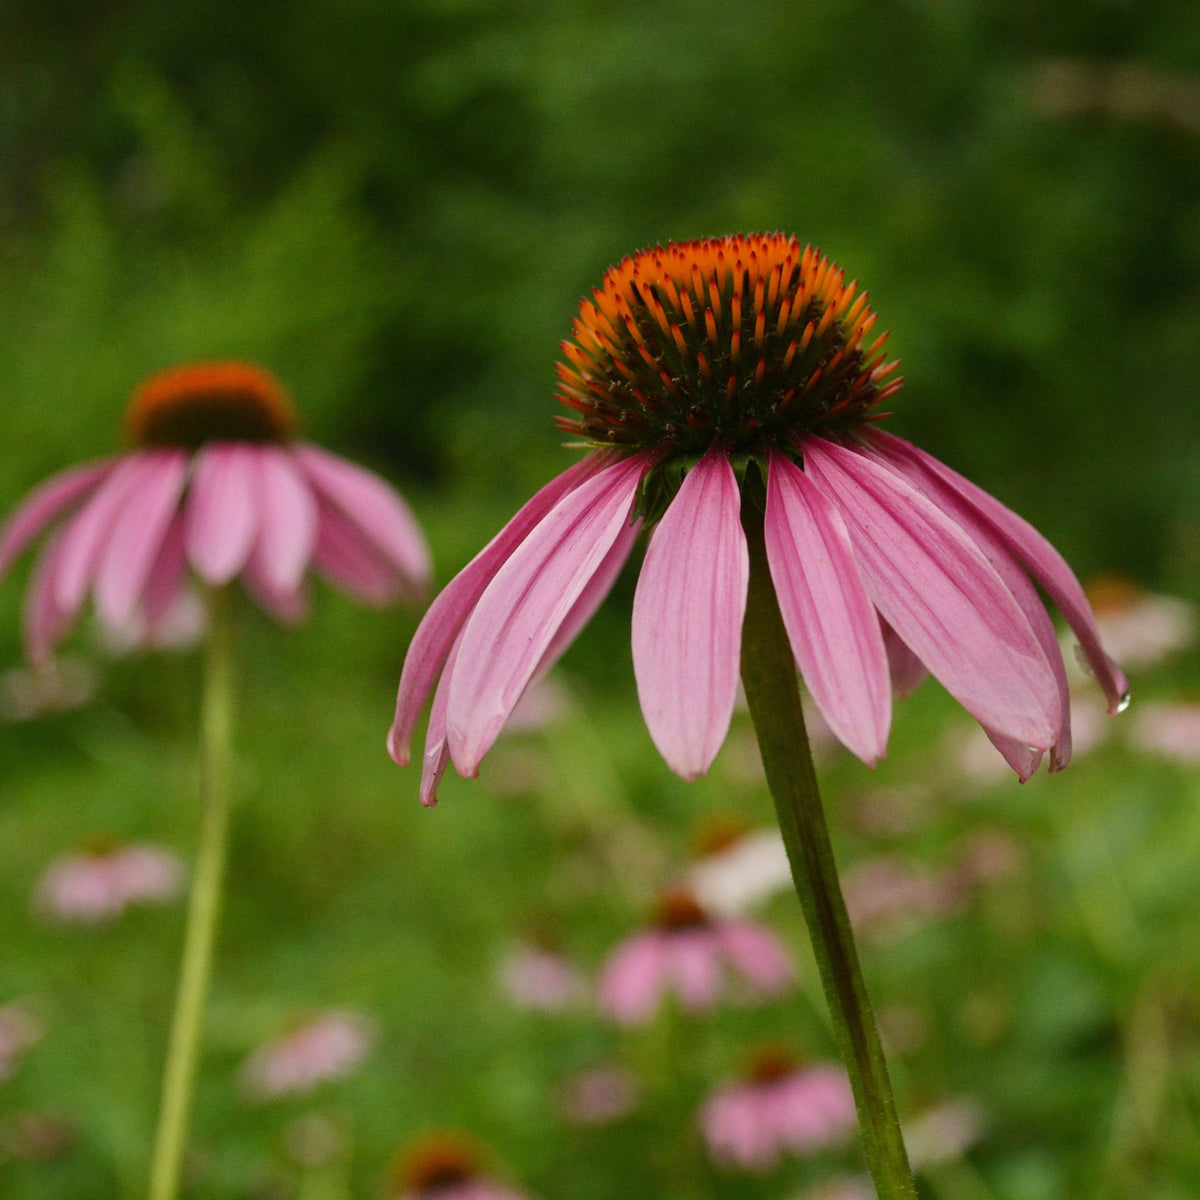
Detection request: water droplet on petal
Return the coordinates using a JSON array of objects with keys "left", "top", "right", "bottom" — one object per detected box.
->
[{"left": 1116, "top": 691, "right": 1131, "bottom": 714}]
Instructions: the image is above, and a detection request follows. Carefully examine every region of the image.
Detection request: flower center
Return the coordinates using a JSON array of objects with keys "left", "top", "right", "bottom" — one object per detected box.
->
[
  {"left": 653, "top": 886, "right": 712, "bottom": 931},
  {"left": 390, "top": 1134, "right": 480, "bottom": 1196},
  {"left": 555, "top": 234, "right": 901, "bottom": 462},
  {"left": 745, "top": 1043, "right": 799, "bottom": 1084},
  {"left": 125, "top": 361, "right": 296, "bottom": 448}
]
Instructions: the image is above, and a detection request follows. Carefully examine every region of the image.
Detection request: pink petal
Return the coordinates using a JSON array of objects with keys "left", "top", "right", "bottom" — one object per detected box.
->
[
  {"left": 764, "top": 451, "right": 890, "bottom": 766},
  {"left": 247, "top": 447, "right": 318, "bottom": 593},
  {"left": 631, "top": 450, "right": 747, "bottom": 780},
  {"left": 598, "top": 934, "right": 666, "bottom": 1025},
  {"left": 388, "top": 453, "right": 607, "bottom": 766},
  {"left": 95, "top": 451, "right": 188, "bottom": 627},
  {"left": 801, "top": 436, "right": 1061, "bottom": 750},
  {"left": 666, "top": 931, "right": 723, "bottom": 1011},
  {"left": 866, "top": 435, "right": 1073, "bottom": 774},
  {"left": 311, "top": 495, "right": 409, "bottom": 606},
  {"left": 446, "top": 454, "right": 649, "bottom": 774},
  {"left": 53, "top": 455, "right": 158, "bottom": 615},
  {"left": 0, "top": 459, "right": 114, "bottom": 578},
  {"left": 141, "top": 513, "right": 189, "bottom": 635},
  {"left": 23, "top": 531, "right": 75, "bottom": 665},
  {"left": 881, "top": 620, "right": 928, "bottom": 697},
  {"left": 418, "top": 632, "right": 462, "bottom": 808},
  {"left": 535, "top": 512, "right": 641, "bottom": 679},
  {"left": 292, "top": 444, "right": 430, "bottom": 586},
  {"left": 185, "top": 443, "right": 261, "bottom": 586},
  {"left": 241, "top": 554, "right": 309, "bottom": 625},
  {"left": 872, "top": 431, "right": 1128, "bottom": 715},
  {"left": 716, "top": 922, "right": 794, "bottom": 994}
]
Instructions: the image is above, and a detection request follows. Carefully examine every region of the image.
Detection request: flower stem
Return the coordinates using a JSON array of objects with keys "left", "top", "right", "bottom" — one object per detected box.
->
[
  {"left": 148, "top": 587, "right": 235, "bottom": 1200},
  {"left": 739, "top": 498, "right": 917, "bottom": 1200}
]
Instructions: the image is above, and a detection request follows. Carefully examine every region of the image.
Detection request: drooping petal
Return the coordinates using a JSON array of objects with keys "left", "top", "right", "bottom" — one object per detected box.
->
[
  {"left": 716, "top": 921, "right": 794, "bottom": 994},
  {"left": 666, "top": 931, "right": 723, "bottom": 1011},
  {"left": 247, "top": 446, "right": 318, "bottom": 594},
  {"left": 23, "top": 531, "right": 75, "bottom": 665},
  {"left": 764, "top": 451, "right": 890, "bottom": 766},
  {"left": 292, "top": 443, "right": 431, "bottom": 586},
  {"left": 53, "top": 455, "right": 159, "bottom": 616},
  {"left": 871, "top": 430, "right": 1128, "bottom": 715},
  {"left": 881, "top": 620, "right": 927, "bottom": 697},
  {"left": 597, "top": 934, "right": 666, "bottom": 1025},
  {"left": 141, "top": 513, "right": 189, "bottom": 635},
  {"left": 534, "top": 512, "right": 641, "bottom": 680},
  {"left": 388, "top": 453, "right": 607, "bottom": 765},
  {"left": 800, "top": 436, "right": 1062, "bottom": 750},
  {"left": 418, "top": 632, "right": 462, "bottom": 808},
  {"left": 631, "top": 450, "right": 748, "bottom": 780},
  {"left": 310, "top": 495, "right": 408, "bottom": 605},
  {"left": 241, "top": 553, "right": 309, "bottom": 625},
  {"left": 866, "top": 434, "right": 1073, "bottom": 773},
  {"left": 0, "top": 459, "right": 114, "bottom": 578},
  {"left": 95, "top": 451, "right": 188, "bottom": 627},
  {"left": 447, "top": 453, "right": 650, "bottom": 775},
  {"left": 185, "top": 442, "right": 261, "bottom": 586}
]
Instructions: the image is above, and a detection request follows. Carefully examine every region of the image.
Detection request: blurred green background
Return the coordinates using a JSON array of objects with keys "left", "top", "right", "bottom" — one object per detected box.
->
[{"left": 2, "top": 2, "right": 1199, "bottom": 1198}]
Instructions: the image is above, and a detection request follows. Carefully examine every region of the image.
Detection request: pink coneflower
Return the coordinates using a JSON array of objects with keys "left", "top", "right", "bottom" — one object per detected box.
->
[
  {"left": 497, "top": 943, "right": 589, "bottom": 1013},
  {"left": 34, "top": 839, "right": 184, "bottom": 924},
  {"left": 0, "top": 361, "right": 430, "bottom": 664},
  {"left": 384, "top": 1132, "right": 538, "bottom": 1200},
  {"left": 241, "top": 1011, "right": 374, "bottom": 1100},
  {"left": 558, "top": 1065, "right": 640, "bottom": 1126},
  {"left": 390, "top": 234, "right": 1125, "bottom": 801},
  {"left": 597, "top": 887, "right": 793, "bottom": 1024},
  {"left": 701, "top": 1046, "right": 857, "bottom": 1171}
]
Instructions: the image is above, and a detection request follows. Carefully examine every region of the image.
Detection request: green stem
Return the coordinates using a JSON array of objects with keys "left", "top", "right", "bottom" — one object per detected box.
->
[
  {"left": 148, "top": 587, "right": 235, "bottom": 1200},
  {"left": 739, "top": 497, "right": 917, "bottom": 1200}
]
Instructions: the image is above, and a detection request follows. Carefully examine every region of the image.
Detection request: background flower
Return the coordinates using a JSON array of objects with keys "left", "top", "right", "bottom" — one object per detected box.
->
[
  {"left": 0, "top": 362, "right": 430, "bottom": 664},
  {"left": 34, "top": 841, "right": 184, "bottom": 924}
]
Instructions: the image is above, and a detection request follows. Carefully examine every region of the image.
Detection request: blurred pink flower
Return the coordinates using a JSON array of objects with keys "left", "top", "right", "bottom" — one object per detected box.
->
[
  {"left": 558, "top": 1065, "right": 639, "bottom": 1126},
  {"left": 701, "top": 1048, "right": 857, "bottom": 1171},
  {"left": 241, "top": 1011, "right": 374, "bottom": 1100},
  {"left": 497, "top": 944, "right": 588, "bottom": 1013},
  {"left": 0, "top": 362, "right": 430, "bottom": 664},
  {"left": 0, "top": 1001, "right": 45, "bottom": 1082},
  {"left": 1129, "top": 700, "right": 1200, "bottom": 765},
  {"left": 385, "top": 1133, "right": 538, "bottom": 1200},
  {"left": 34, "top": 840, "right": 184, "bottom": 924},
  {"left": 1078, "top": 574, "right": 1196, "bottom": 670},
  {"left": 903, "top": 1098, "right": 985, "bottom": 1168},
  {"left": 686, "top": 821, "right": 793, "bottom": 917},
  {"left": 597, "top": 888, "right": 793, "bottom": 1024},
  {"left": 841, "top": 855, "right": 960, "bottom": 939},
  {"left": 390, "top": 236, "right": 1126, "bottom": 802}
]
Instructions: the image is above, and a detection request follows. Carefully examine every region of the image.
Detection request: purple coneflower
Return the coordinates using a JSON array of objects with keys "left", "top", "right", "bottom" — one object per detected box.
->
[
  {"left": 34, "top": 838, "right": 184, "bottom": 924},
  {"left": 391, "top": 234, "right": 1125, "bottom": 802},
  {"left": 701, "top": 1046, "right": 857, "bottom": 1171},
  {"left": 0, "top": 361, "right": 429, "bottom": 663},
  {"left": 597, "top": 887, "right": 793, "bottom": 1024},
  {"left": 241, "top": 1011, "right": 374, "bottom": 1100}
]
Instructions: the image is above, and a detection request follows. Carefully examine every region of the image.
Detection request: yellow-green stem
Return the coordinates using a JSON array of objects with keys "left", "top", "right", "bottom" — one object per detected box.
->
[
  {"left": 148, "top": 587, "right": 235, "bottom": 1200},
  {"left": 739, "top": 497, "right": 917, "bottom": 1200}
]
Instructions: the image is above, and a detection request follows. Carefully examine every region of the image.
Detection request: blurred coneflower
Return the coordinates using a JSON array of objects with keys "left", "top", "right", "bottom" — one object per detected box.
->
[
  {"left": 701, "top": 1045, "right": 857, "bottom": 1171},
  {"left": 1, "top": 362, "right": 430, "bottom": 1200},
  {"left": 0, "top": 361, "right": 430, "bottom": 663},
  {"left": 384, "top": 1132, "right": 539, "bottom": 1200},
  {"left": 241, "top": 1011, "right": 375, "bottom": 1100},
  {"left": 34, "top": 838, "right": 184, "bottom": 924},
  {"left": 597, "top": 886, "right": 793, "bottom": 1024}
]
